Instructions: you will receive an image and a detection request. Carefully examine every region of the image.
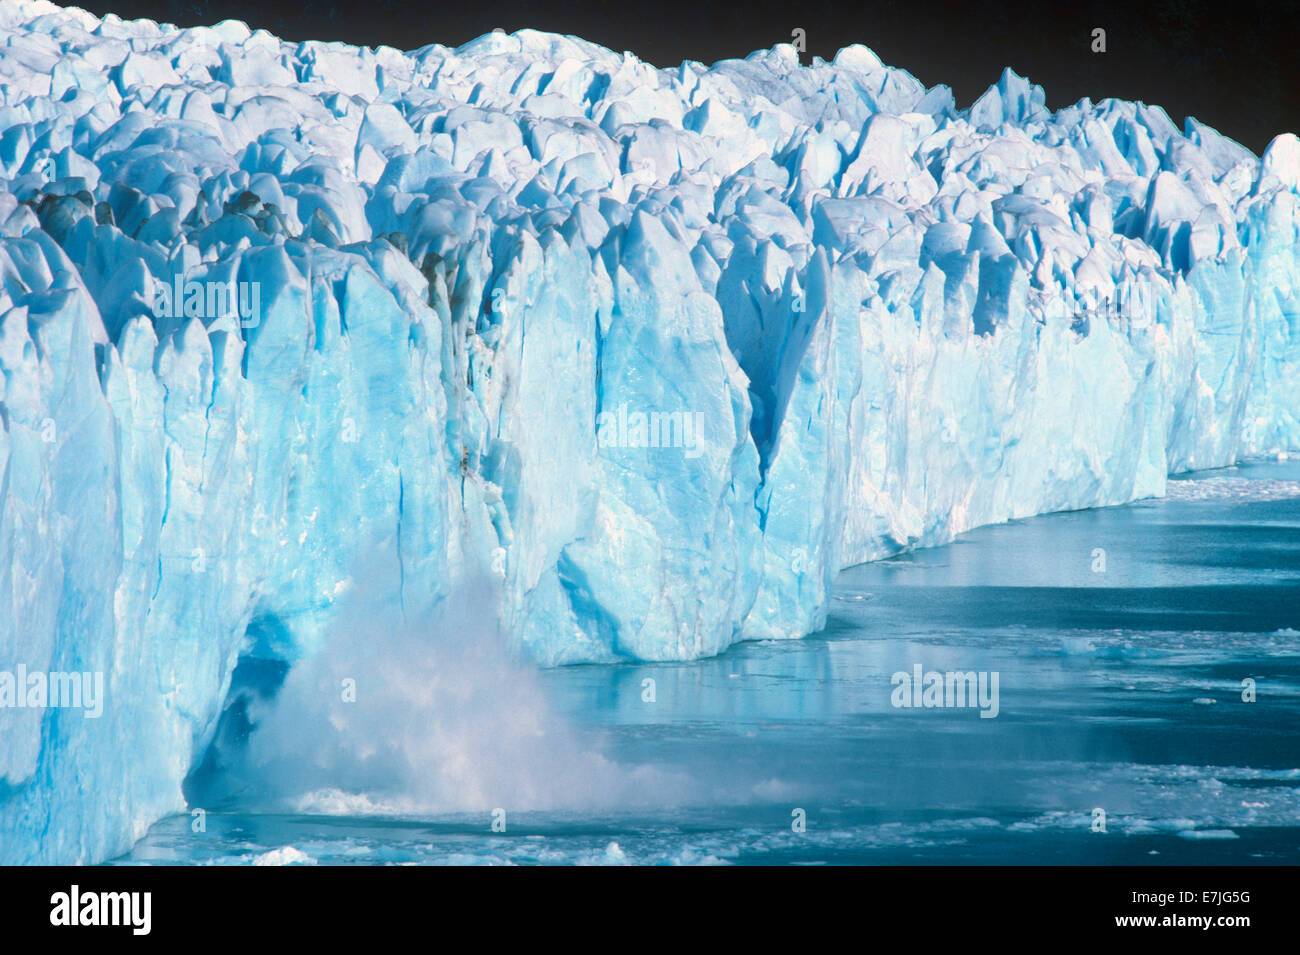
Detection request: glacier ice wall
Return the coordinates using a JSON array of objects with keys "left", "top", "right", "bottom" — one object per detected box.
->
[{"left": 1, "top": 0, "right": 1298, "bottom": 863}]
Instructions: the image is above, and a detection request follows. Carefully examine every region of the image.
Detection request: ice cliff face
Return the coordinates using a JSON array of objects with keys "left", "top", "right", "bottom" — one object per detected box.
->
[{"left": 1, "top": 0, "right": 1298, "bottom": 863}]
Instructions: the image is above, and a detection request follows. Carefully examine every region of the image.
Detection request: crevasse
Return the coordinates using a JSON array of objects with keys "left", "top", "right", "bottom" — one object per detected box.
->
[{"left": 0, "top": 0, "right": 1298, "bottom": 863}]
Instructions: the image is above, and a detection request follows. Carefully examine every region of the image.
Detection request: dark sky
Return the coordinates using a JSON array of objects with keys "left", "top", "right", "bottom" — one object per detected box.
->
[{"left": 68, "top": 0, "right": 1297, "bottom": 154}]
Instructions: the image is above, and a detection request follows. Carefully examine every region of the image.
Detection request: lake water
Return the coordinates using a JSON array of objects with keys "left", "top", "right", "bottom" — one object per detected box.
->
[{"left": 113, "top": 461, "right": 1300, "bottom": 865}]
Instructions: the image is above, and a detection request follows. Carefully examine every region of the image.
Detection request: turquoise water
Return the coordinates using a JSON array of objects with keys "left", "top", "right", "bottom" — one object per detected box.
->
[{"left": 113, "top": 462, "right": 1300, "bottom": 865}]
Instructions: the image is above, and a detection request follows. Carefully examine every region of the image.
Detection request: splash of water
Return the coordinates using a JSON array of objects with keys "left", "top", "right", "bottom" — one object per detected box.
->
[{"left": 208, "top": 548, "right": 692, "bottom": 817}]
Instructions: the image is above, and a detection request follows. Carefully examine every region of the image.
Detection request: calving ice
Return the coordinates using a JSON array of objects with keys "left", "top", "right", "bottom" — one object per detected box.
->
[
  {"left": 0, "top": 666, "right": 103, "bottom": 718},
  {"left": 49, "top": 886, "right": 151, "bottom": 935},
  {"left": 891, "top": 665, "right": 1000, "bottom": 718},
  {"left": 150, "top": 274, "right": 260, "bottom": 326}
]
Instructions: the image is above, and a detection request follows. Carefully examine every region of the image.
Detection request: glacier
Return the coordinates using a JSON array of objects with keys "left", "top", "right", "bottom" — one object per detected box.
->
[{"left": 0, "top": 0, "right": 1298, "bottom": 865}]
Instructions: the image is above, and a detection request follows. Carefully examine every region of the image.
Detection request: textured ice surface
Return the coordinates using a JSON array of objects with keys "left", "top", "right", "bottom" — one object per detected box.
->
[{"left": 0, "top": 0, "right": 1298, "bottom": 863}]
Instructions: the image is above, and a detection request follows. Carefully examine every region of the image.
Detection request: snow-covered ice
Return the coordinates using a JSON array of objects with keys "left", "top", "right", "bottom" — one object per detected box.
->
[{"left": 0, "top": 0, "right": 1298, "bottom": 863}]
